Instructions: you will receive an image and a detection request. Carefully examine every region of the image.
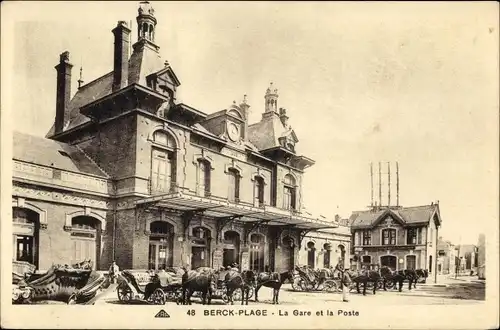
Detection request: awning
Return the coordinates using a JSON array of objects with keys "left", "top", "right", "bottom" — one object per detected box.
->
[{"left": 133, "top": 191, "right": 338, "bottom": 230}]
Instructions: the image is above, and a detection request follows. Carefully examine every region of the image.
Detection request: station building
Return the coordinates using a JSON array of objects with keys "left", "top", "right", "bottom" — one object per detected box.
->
[{"left": 12, "top": 1, "right": 346, "bottom": 273}]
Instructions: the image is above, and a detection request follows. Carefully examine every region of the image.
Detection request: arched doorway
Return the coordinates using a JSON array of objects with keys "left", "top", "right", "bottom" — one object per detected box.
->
[
  {"left": 70, "top": 216, "right": 102, "bottom": 269},
  {"left": 148, "top": 221, "right": 174, "bottom": 270},
  {"left": 282, "top": 236, "right": 295, "bottom": 271},
  {"left": 250, "top": 233, "right": 265, "bottom": 272},
  {"left": 380, "top": 255, "right": 397, "bottom": 271},
  {"left": 223, "top": 231, "right": 240, "bottom": 267},
  {"left": 406, "top": 255, "right": 416, "bottom": 270},
  {"left": 338, "top": 244, "right": 346, "bottom": 262},
  {"left": 12, "top": 207, "right": 40, "bottom": 268},
  {"left": 307, "top": 241, "right": 315, "bottom": 268},
  {"left": 323, "top": 243, "right": 332, "bottom": 268},
  {"left": 191, "top": 227, "right": 211, "bottom": 269}
]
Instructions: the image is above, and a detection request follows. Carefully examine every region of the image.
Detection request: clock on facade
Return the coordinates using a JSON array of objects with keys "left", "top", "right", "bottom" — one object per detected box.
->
[{"left": 227, "top": 122, "right": 240, "bottom": 142}]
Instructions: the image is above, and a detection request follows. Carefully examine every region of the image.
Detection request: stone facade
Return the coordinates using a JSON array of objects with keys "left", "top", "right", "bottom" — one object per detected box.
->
[{"left": 12, "top": 1, "right": 343, "bottom": 273}]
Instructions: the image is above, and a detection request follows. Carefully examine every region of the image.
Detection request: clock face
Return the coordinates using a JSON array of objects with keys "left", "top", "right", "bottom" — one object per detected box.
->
[{"left": 227, "top": 122, "right": 240, "bottom": 142}]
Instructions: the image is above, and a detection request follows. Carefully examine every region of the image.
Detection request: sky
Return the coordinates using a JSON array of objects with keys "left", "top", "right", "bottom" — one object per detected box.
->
[{"left": 2, "top": 1, "right": 498, "bottom": 246}]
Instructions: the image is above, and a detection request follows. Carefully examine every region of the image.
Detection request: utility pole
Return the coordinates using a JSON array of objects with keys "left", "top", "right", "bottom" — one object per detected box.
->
[
  {"left": 387, "top": 162, "right": 391, "bottom": 208},
  {"left": 370, "top": 162, "right": 374, "bottom": 208},
  {"left": 378, "top": 162, "right": 382, "bottom": 208}
]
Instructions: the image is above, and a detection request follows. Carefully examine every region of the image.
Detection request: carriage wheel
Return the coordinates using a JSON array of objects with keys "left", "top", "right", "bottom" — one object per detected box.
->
[
  {"left": 221, "top": 292, "right": 229, "bottom": 304},
  {"left": 377, "top": 282, "right": 383, "bottom": 290},
  {"left": 323, "top": 280, "right": 338, "bottom": 293},
  {"left": 233, "top": 288, "right": 242, "bottom": 301},
  {"left": 291, "top": 276, "right": 302, "bottom": 291},
  {"left": 149, "top": 289, "right": 166, "bottom": 305},
  {"left": 248, "top": 286, "right": 254, "bottom": 299},
  {"left": 386, "top": 281, "right": 396, "bottom": 289},
  {"left": 117, "top": 284, "right": 133, "bottom": 302}
]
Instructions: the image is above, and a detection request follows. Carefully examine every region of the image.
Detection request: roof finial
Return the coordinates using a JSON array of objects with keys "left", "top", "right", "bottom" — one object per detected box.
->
[
  {"left": 78, "top": 66, "right": 84, "bottom": 89},
  {"left": 164, "top": 60, "right": 169, "bottom": 68},
  {"left": 243, "top": 94, "right": 248, "bottom": 104}
]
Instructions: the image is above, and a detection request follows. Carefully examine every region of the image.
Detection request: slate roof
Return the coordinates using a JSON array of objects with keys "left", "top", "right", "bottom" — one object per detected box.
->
[
  {"left": 14, "top": 131, "right": 109, "bottom": 177},
  {"left": 248, "top": 112, "right": 298, "bottom": 152},
  {"left": 349, "top": 204, "right": 440, "bottom": 229},
  {"left": 46, "top": 72, "right": 114, "bottom": 137}
]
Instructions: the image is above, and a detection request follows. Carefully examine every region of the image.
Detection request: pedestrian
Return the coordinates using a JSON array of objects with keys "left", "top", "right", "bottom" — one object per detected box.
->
[
  {"left": 109, "top": 260, "right": 120, "bottom": 284},
  {"left": 335, "top": 259, "right": 351, "bottom": 302}
]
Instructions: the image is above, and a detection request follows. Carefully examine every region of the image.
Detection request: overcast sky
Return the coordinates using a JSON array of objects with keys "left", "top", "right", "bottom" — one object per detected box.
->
[{"left": 3, "top": 1, "right": 498, "bottom": 245}]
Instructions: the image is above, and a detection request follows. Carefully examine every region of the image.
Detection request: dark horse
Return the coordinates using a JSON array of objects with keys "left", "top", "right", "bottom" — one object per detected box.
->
[
  {"left": 414, "top": 269, "right": 428, "bottom": 287},
  {"left": 380, "top": 267, "right": 415, "bottom": 292},
  {"left": 255, "top": 270, "right": 294, "bottom": 304},
  {"left": 347, "top": 268, "right": 382, "bottom": 295},
  {"left": 180, "top": 269, "right": 217, "bottom": 305},
  {"left": 224, "top": 269, "right": 256, "bottom": 305}
]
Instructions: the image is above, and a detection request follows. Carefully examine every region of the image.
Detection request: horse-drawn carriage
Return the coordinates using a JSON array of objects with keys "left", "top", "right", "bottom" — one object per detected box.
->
[
  {"left": 291, "top": 265, "right": 340, "bottom": 293},
  {"left": 12, "top": 259, "right": 107, "bottom": 304},
  {"left": 116, "top": 267, "right": 183, "bottom": 304}
]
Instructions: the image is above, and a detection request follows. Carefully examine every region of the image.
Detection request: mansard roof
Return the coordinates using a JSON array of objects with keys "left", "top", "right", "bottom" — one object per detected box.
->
[
  {"left": 248, "top": 113, "right": 295, "bottom": 151},
  {"left": 349, "top": 204, "right": 441, "bottom": 229},
  {"left": 14, "top": 131, "right": 109, "bottom": 177}
]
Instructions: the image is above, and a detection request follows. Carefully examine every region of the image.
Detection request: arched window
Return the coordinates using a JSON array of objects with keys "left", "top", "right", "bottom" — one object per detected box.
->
[
  {"left": 323, "top": 243, "right": 332, "bottom": 268},
  {"left": 70, "top": 216, "right": 100, "bottom": 268},
  {"left": 382, "top": 228, "right": 396, "bottom": 245},
  {"left": 307, "top": 241, "right": 315, "bottom": 269},
  {"left": 254, "top": 176, "right": 265, "bottom": 206},
  {"left": 151, "top": 131, "right": 177, "bottom": 194},
  {"left": 227, "top": 168, "right": 240, "bottom": 203},
  {"left": 197, "top": 160, "right": 211, "bottom": 197},
  {"left": 283, "top": 174, "right": 297, "bottom": 210},
  {"left": 338, "top": 244, "right": 346, "bottom": 262}
]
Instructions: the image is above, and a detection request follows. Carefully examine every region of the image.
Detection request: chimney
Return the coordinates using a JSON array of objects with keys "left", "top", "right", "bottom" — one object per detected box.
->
[
  {"left": 240, "top": 94, "right": 250, "bottom": 141},
  {"left": 335, "top": 214, "right": 340, "bottom": 222},
  {"left": 279, "top": 108, "right": 289, "bottom": 127},
  {"left": 54, "top": 51, "right": 73, "bottom": 134},
  {"left": 112, "top": 21, "right": 131, "bottom": 92}
]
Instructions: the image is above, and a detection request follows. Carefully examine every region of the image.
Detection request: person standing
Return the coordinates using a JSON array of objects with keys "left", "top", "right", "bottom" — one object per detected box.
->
[
  {"left": 336, "top": 259, "right": 351, "bottom": 302},
  {"left": 109, "top": 261, "right": 120, "bottom": 284}
]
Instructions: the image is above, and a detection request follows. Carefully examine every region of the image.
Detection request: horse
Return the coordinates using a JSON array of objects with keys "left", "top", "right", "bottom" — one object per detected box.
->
[
  {"left": 180, "top": 268, "right": 217, "bottom": 305},
  {"left": 415, "top": 269, "right": 428, "bottom": 286},
  {"left": 379, "top": 267, "right": 415, "bottom": 292},
  {"left": 224, "top": 270, "right": 256, "bottom": 305},
  {"left": 346, "top": 268, "right": 381, "bottom": 295},
  {"left": 255, "top": 270, "right": 294, "bottom": 304}
]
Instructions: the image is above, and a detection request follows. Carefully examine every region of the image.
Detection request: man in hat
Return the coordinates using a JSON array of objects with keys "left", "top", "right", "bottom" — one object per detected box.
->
[
  {"left": 335, "top": 259, "right": 351, "bottom": 302},
  {"left": 109, "top": 261, "right": 120, "bottom": 284}
]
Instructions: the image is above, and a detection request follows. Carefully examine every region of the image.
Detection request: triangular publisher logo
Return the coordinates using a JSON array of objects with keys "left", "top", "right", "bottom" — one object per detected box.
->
[{"left": 154, "top": 309, "right": 170, "bottom": 318}]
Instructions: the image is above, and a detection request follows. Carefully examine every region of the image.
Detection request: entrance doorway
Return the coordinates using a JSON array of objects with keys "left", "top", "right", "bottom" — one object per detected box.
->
[
  {"left": 282, "top": 236, "right": 295, "bottom": 270},
  {"left": 250, "top": 233, "right": 265, "bottom": 272},
  {"left": 191, "top": 227, "right": 211, "bottom": 269},
  {"left": 380, "top": 255, "right": 397, "bottom": 270},
  {"left": 222, "top": 231, "right": 240, "bottom": 267},
  {"left": 323, "top": 243, "right": 332, "bottom": 268},
  {"left": 12, "top": 208, "right": 39, "bottom": 268},
  {"left": 307, "top": 241, "right": 315, "bottom": 268},
  {"left": 148, "top": 221, "right": 174, "bottom": 270}
]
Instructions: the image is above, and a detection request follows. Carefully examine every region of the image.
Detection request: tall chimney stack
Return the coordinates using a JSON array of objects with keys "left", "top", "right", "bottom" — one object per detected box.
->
[
  {"left": 370, "top": 162, "right": 374, "bottom": 207},
  {"left": 240, "top": 95, "right": 250, "bottom": 141},
  {"left": 54, "top": 51, "right": 73, "bottom": 134},
  {"left": 396, "top": 162, "right": 400, "bottom": 206},
  {"left": 387, "top": 162, "right": 391, "bottom": 207},
  {"left": 112, "top": 21, "right": 131, "bottom": 92}
]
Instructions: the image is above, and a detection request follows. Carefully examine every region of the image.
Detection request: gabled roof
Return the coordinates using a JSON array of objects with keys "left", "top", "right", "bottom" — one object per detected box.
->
[
  {"left": 350, "top": 204, "right": 440, "bottom": 229},
  {"left": 14, "top": 131, "right": 108, "bottom": 178}
]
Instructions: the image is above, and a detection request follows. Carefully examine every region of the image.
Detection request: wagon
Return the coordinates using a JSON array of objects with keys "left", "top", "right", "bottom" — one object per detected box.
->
[
  {"left": 291, "top": 266, "right": 339, "bottom": 292},
  {"left": 116, "top": 269, "right": 183, "bottom": 305}
]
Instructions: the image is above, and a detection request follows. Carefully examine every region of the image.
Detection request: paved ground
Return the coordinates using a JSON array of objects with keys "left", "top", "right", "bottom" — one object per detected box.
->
[{"left": 93, "top": 275, "right": 485, "bottom": 306}]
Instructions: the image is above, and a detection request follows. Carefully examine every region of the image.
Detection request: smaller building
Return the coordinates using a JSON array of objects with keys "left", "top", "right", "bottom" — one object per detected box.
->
[
  {"left": 456, "top": 244, "right": 478, "bottom": 275},
  {"left": 436, "top": 237, "right": 455, "bottom": 275},
  {"left": 298, "top": 214, "right": 351, "bottom": 269},
  {"left": 350, "top": 203, "right": 442, "bottom": 273},
  {"left": 477, "top": 234, "right": 485, "bottom": 280}
]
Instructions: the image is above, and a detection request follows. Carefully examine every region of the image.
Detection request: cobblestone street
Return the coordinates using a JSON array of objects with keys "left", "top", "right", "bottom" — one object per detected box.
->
[{"left": 93, "top": 275, "right": 485, "bottom": 306}]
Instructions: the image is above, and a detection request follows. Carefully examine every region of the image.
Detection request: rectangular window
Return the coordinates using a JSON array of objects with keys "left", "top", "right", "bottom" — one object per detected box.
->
[
  {"left": 417, "top": 228, "right": 422, "bottom": 244},
  {"left": 197, "top": 161, "right": 211, "bottom": 196},
  {"left": 382, "top": 229, "right": 396, "bottom": 245},
  {"left": 228, "top": 170, "right": 240, "bottom": 202},
  {"left": 283, "top": 186, "right": 296, "bottom": 210},
  {"left": 151, "top": 149, "right": 172, "bottom": 193},
  {"left": 254, "top": 178, "right": 265, "bottom": 206},
  {"left": 362, "top": 230, "right": 371, "bottom": 245},
  {"left": 407, "top": 228, "right": 417, "bottom": 245}
]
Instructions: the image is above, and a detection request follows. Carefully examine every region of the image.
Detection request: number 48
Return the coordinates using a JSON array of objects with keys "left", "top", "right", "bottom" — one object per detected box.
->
[{"left": 187, "top": 310, "right": 196, "bottom": 316}]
